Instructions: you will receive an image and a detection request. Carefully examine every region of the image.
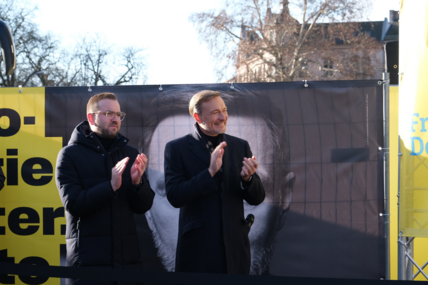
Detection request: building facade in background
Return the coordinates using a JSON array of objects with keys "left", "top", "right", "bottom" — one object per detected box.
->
[{"left": 233, "top": 1, "right": 399, "bottom": 83}]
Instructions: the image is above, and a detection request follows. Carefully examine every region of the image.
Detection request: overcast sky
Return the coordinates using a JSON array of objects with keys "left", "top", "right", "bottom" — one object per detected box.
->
[{"left": 32, "top": 0, "right": 401, "bottom": 85}]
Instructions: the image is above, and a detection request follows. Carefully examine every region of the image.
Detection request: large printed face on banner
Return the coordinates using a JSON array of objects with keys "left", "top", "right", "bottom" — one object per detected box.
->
[
  {"left": 11, "top": 82, "right": 383, "bottom": 281},
  {"left": 142, "top": 91, "right": 294, "bottom": 274}
]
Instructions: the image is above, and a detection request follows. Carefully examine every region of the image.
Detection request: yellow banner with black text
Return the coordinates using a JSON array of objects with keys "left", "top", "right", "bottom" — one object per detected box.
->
[{"left": 0, "top": 88, "right": 64, "bottom": 285}]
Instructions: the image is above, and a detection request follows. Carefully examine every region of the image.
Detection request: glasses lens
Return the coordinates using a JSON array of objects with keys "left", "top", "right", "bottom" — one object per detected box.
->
[
  {"left": 105, "top": 111, "right": 114, "bottom": 119},
  {"left": 119, "top": 112, "right": 126, "bottom": 121}
]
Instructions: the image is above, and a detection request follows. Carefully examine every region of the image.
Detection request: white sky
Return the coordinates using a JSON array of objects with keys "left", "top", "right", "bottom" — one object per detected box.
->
[{"left": 32, "top": 0, "right": 401, "bottom": 85}]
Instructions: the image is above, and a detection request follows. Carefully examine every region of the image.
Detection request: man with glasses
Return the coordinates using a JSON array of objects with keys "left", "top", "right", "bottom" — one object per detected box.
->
[{"left": 56, "top": 92, "right": 155, "bottom": 285}]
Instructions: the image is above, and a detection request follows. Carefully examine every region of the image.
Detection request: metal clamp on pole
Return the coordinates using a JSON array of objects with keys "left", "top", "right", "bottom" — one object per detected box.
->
[
  {"left": 159, "top": 84, "right": 163, "bottom": 91},
  {"left": 303, "top": 80, "right": 308, "bottom": 87},
  {"left": 230, "top": 82, "right": 234, "bottom": 89},
  {"left": 87, "top": 84, "right": 92, "bottom": 92},
  {"left": 378, "top": 79, "right": 391, "bottom": 85},
  {"left": 18, "top": 85, "right": 22, "bottom": 93}
]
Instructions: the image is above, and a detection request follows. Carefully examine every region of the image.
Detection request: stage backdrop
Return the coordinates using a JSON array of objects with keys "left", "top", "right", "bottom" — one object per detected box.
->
[{"left": 0, "top": 81, "right": 385, "bottom": 284}]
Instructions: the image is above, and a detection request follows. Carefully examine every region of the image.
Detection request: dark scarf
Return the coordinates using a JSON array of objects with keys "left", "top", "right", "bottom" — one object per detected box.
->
[
  {"left": 194, "top": 123, "right": 224, "bottom": 177},
  {"left": 194, "top": 123, "right": 224, "bottom": 155},
  {"left": 95, "top": 133, "right": 117, "bottom": 152}
]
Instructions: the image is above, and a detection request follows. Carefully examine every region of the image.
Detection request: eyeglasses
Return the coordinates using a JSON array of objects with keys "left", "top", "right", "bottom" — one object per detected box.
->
[{"left": 93, "top": 111, "right": 126, "bottom": 121}]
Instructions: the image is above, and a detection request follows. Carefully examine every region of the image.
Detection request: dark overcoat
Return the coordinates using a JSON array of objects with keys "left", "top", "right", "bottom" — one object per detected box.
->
[
  {"left": 164, "top": 131, "right": 265, "bottom": 274},
  {"left": 56, "top": 121, "right": 155, "bottom": 285}
]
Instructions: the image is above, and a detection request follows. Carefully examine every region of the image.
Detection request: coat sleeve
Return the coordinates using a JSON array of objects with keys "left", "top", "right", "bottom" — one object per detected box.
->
[
  {"left": 0, "top": 165, "right": 5, "bottom": 191},
  {"left": 128, "top": 172, "right": 155, "bottom": 214},
  {"left": 242, "top": 141, "right": 265, "bottom": 206},
  {"left": 56, "top": 148, "right": 113, "bottom": 218},
  {"left": 164, "top": 141, "right": 217, "bottom": 208}
]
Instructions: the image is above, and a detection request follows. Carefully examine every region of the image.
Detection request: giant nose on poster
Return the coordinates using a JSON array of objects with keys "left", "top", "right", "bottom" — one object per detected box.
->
[
  {"left": 0, "top": 88, "right": 64, "bottom": 285},
  {"left": 398, "top": 0, "right": 428, "bottom": 237}
]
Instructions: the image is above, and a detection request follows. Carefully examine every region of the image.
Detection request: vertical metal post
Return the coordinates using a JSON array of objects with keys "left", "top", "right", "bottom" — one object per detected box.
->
[
  {"left": 406, "top": 239, "right": 414, "bottom": 279},
  {"left": 398, "top": 234, "right": 406, "bottom": 279},
  {"left": 383, "top": 72, "right": 390, "bottom": 280},
  {"left": 397, "top": 135, "right": 405, "bottom": 280}
]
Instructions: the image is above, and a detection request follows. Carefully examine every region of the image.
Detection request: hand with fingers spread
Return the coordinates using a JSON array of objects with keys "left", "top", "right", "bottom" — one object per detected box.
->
[
  {"left": 111, "top": 157, "right": 130, "bottom": 191},
  {"left": 240, "top": 155, "right": 258, "bottom": 181},
  {"left": 208, "top": 142, "right": 227, "bottom": 177},
  {"left": 131, "top": 153, "right": 148, "bottom": 186}
]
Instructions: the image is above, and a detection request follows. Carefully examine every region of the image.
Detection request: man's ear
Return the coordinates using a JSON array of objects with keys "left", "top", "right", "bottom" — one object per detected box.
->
[
  {"left": 193, "top": 112, "right": 202, "bottom": 124},
  {"left": 87, "top": 113, "right": 95, "bottom": 125},
  {"left": 276, "top": 172, "right": 295, "bottom": 231}
]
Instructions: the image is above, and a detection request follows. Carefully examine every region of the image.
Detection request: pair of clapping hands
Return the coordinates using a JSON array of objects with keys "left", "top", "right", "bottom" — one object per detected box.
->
[
  {"left": 111, "top": 154, "right": 147, "bottom": 191},
  {"left": 208, "top": 142, "right": 258, "bottom": 181},
  {"left": 110, "top": 142, "right": 258, "bottom": 192}
]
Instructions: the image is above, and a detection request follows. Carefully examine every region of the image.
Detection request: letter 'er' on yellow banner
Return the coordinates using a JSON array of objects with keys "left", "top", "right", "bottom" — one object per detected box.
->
[
  {"left": 0, "top": 87, "right": 64, "bottom": 285},
  {"left": 399, "top": 0, "right": 428, "bottom": 238}
]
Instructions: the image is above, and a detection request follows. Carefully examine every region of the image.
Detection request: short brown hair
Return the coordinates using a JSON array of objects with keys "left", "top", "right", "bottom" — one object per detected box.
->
[
  {"left": 188, "top": 90, "right": 221, "bottom": 116},
  {"left": 87, "top": 92, "right": 117, "bottom": 113}
]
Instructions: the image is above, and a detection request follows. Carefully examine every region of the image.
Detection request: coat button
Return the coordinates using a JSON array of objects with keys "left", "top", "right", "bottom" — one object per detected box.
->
[
  {"left": 102, "top": 154, "right": 104, "bottom": 156},
  {"left": 124, "top": 139, "right": 127, "bottom": 142},
  {"left": 97, "top": 146, "right": 100, "bottom": 148}
]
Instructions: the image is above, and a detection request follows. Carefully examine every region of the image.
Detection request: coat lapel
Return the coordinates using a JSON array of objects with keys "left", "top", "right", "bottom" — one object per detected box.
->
[
  {"left": 221, "top": 134, "right": 231, "bottom": 183},
  {"left": 189, "top": 132, "right": 210, "bottom": 167}
]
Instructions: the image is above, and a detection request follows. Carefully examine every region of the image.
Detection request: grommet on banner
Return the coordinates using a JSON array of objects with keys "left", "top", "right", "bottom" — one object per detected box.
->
[
  {"left": 230, "top": 82, "right": 234, "bottom": 89},
  {"left": 87, "top": 84, "right": 92, "bottom": 92},
  {"left": 303, "top": 80, "right": 308, "bottom": 88},
  {"left": 18, "top": 85, "right": 22, "bottom": 93},
  {"left": 159, "top": 84, "right": 163, "bottom": 91}
]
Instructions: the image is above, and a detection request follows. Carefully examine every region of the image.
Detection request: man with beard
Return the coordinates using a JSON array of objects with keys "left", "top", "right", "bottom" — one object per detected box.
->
[
  {"left": 56, "top": 92, "right": 155, "bottom": 285},
  {"left": 139, "top": 86, "right": 295, "bottom": 275}
]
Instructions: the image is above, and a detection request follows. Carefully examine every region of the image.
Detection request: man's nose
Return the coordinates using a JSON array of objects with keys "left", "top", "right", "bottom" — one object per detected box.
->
[
  {"left": 218, "top": 112, "right": 225, "bottom": 120},
  {"left": 112, "top": 114, "right": 119, "bottom": 122}
]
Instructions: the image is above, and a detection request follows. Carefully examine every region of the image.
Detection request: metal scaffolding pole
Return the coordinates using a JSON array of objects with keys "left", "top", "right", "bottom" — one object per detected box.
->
[
  {"left": 382, "top": 72, "right": 390, "bottom": 280},
  {"left": 397, "top": 135, "right": 405, "bottom": 280},
  {"left": 406, "top": 239, "right": 414, "bottom": 279}
]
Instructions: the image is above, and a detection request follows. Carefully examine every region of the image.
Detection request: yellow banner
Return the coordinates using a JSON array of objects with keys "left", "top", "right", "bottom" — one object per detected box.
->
[
  {"left": 0, "top": 88, "right": 64, "bottom": 284},
  {"left": 398, "top": 0, "right": 428, "bottom": 237}
]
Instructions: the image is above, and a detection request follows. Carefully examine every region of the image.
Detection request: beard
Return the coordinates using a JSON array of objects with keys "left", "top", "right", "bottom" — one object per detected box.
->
[
  {"left": 94, "top": 122, "right": 119, "bottom": 138},
  {"left": 146, "top": 204, "right": 283, "bottom": 275},
  {"left": 248, "top": 204, "right": 282, "bottom": 275},
  {"left": 145, "top": 211, "right": 177, "bottom": 272}
]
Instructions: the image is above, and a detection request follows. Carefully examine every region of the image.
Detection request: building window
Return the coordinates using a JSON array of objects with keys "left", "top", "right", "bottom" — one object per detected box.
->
[
  {"left": 299, "top": 58, "right": 309, "bottom": 77},
  {"left": 351, "top": 55, "right": 371, "bottom": 79},
  {"left": 323, "top": 59, "right": 334, "bottom": 77}
]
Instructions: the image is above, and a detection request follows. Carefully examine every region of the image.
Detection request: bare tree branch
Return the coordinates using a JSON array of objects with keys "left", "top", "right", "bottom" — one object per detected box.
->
[{"left": 190, "top": 0, "right": 381, "bottom": 83}]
